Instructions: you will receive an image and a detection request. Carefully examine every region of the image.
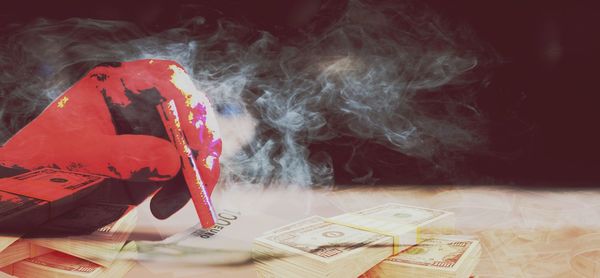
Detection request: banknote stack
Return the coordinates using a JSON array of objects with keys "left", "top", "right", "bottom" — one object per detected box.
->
[
  {"left": 2, "top": 241, "right": 136, "bottom": 278},
  {"left": 0, "top": 238, "right": 52, "bottom": 271},
  {"left": 253, "top": 203, "right": 472, "bottom": 278},
  {"left": 0, "top": 202, "right": 137, "bottom": 277},
  {"left": 363, "top": 236, "right": 481, "bottom": 278}
]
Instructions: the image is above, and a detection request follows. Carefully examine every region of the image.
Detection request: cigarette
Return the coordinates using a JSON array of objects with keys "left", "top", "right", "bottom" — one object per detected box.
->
[{"left": 156, "top": 99, "right": 217, "bottom": 228}]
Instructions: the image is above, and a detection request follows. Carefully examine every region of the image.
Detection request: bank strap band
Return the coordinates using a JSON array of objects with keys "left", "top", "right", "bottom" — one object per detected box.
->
[{"left": 324, "top": 216, "right": 421, "bottom": 255}]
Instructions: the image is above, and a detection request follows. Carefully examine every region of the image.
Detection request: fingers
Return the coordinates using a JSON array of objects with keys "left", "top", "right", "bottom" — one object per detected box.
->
[
  {"left": 96, "top": 135, "right": 181, "bottom": 181},
  {"left": 1, "top": 134, "right": 181, "bottom": 182}
]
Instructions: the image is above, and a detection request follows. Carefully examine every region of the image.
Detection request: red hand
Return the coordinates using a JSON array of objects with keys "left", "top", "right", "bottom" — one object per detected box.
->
[{"left": 0, "top": 59, "right": 222, "bottom": 196}]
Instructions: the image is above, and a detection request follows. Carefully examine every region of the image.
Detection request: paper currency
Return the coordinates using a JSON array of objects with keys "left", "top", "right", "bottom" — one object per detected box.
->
[
  {"left": 10, "top": 241, "right": 136, "bottom": 278},
  {"left": 0, "top": 267, "right": 15, "bottom": 278},
  {"left": 0, "top": 241, "right": 29, "bottom": 269},
  {"left": 0, "top": 238, "right": 19, "bottom": 259},
  {"left": 253, "top": 203, "right": 456, "bottom": 278},
  {"left": 329, "top": 203, "right": 455, "bottom": 246},
  {"left": 29, "top": 203, "right": 137, "bottom": 267},
  {"left": 364, "top": 237, "right": 481, "bottom": 278},
  {"left": 254, "top": 216, "right": 393, "bottom": 278},
  {"left": 0, "top": 168, "right": 107, "bottom": 233},
  {"left": 0, "top": 240, "right": 52, "bottom": 269}
]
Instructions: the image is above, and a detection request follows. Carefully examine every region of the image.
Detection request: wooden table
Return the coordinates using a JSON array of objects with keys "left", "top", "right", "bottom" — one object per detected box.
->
[{"left": 127, "top": 185, "right": 600, "bottom": 277}]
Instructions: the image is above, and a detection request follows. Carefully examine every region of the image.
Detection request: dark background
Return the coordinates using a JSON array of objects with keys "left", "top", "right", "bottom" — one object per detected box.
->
[{"left": 1, "top": 0, "right": 599, "bottom": 186}]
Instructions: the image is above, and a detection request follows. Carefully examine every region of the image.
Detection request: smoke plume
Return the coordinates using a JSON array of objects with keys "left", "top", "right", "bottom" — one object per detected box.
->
[{"left": 0, "top": 0, "right": 494, "bottom": 186}]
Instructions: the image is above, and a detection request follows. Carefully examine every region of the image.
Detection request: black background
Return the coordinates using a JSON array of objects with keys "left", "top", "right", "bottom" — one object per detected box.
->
[{"left": 1, "top": 0, "right": 599, "bottom": 186}]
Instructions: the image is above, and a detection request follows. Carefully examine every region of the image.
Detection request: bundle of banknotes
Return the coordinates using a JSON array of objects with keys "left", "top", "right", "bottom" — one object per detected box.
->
[
  {"left": 0, "top": 203, "right": 137, "bottom": 277},
  {"left": 253, "top": 203, "right": 480, "bottom": 278}
]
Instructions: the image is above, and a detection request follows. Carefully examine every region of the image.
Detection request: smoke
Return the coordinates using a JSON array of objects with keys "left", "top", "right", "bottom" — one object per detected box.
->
[{"left": 0, "top": 0, "right": 493, "bottom": 187}]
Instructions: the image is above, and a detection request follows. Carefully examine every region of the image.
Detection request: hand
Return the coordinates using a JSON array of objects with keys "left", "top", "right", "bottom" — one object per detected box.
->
[{"left": 0, "top": 59, "right": 222, "bottom": 222}]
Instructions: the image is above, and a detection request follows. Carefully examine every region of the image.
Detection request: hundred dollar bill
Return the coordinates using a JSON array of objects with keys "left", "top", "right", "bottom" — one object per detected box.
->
[
  {"left": 253, "top": 216, "right": 394, "bottom": 278},
  {"left": 11, "top": 241, "right": 136, "bottom": 278},
  {"left": 253, "top": 203, "right": 456, "bottom": 278},
  {"left": 0, "top": 240, "right": 53, "bottom": 269},
  {"left": 0, "top": 241, "right": 28, "bottom": 269},
  {"left": 0, "top": 168, "right": 106, "bottom": 232},
  {"left": 364, "top": 237, "right": 481, "bottom": 278},
  {"left": 329, "top": 203, "right": 455, "bottom": 246}
]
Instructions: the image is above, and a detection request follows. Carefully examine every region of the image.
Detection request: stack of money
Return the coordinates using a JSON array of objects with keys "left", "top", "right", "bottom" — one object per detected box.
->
[
  {"left": 0, "top": 241, "right": 28, "bottom": 269},
  {"left": 364, "top": 236, "right": 481, "bottom": 278},
  {"left": 29, "top": 203, "right": 137, "bottom": 267},
  {"left": 0, "top": 239, "right": 52, "bottom": 269},
  {"left": 5, "top": 241, "right": 136, "bottom": 278},
  {"left": 0, "top": 202, "right": 137, "bottom": 277},
  {"left": 253, "top": 203, "right": 456, "bottom": 278},
  {"left": 0, "top": 168, "right": 108, "bottom": 232}
]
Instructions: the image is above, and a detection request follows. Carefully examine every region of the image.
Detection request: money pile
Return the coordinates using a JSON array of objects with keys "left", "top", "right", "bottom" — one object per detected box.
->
[
  {"left": 0, "top": 168, "right": 107, "bottom": 232},
  {"left": 0, "top": 239, "right": 52, "bottom": 270},
  {"left": 0, "top": 203, "right": 137, "bottom": 277},
  {"left": 5, "top": 241, "right": 136, "bottom": 278},
  {"left": 364, "top": 236, "right": 481, "bottom": 278},
  {"left": 253, "top": 203, "right": 463, "bottom": 278}
]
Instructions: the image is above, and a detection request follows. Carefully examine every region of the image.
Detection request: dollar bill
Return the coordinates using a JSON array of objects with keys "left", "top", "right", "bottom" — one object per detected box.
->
[
  {"left": 385, "top": 238, "right": 477, "bottom": 268},
  {"left": 254, "top": 216, "right": 393, "bottom": 278},
  {"left": 0, "top": 240, "right": 53, "bottom": 269},
  {"left": 0, "top": 168, "right": 107, "bottom": 232},
  {"left": 0, "top": 168, "right": 104, "bottom": 203},
  {"left": 365, "top": 237, "right": 481, "bottom": 278},
  {"left": 260, "top": 217, "right": 388, "bottom": 261},
  {"left": 11, "top": 241, "right": 136, "bottom": 278},
  {"left": 329, "top": 203, "right": 455, "bottom": 246},
  {"left": 253, "top": 203, "right": 457, "bottom": 278},
  {"left": 17, "top": 251, "right": 102, "bottom": 276},
  {"left": 0, "top": 241, "right": 28, "bottom": 269}
]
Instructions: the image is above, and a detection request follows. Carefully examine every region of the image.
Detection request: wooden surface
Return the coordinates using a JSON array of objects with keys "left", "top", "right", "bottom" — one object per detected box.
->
[{"left": 126, "top": 185, "right": 600, "bottom": 277}]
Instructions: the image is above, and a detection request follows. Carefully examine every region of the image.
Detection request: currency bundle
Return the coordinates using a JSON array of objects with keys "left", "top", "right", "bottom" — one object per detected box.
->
[
  {"left": 253, "top": 203, "right": 466, "bottom": 278},
  {"left": 0, "top": 169, "right": 106, "bottom": 233},
  {"left": 4, "top": 241, "right": 136, "bottom": 278},
  {"left": 0, "top": 240, "right": 52, "bottom": 269},
  {"left": 0, "top": 202, "right": 137, "bottom": 277},
  {"left": 364, "top": 237, "right": 481, "bottom": 278}
]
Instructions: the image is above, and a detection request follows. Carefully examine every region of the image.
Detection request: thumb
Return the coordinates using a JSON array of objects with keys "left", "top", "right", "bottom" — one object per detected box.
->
[{"left": 0, "top": 134, "right": 181, "bottom": 182}]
